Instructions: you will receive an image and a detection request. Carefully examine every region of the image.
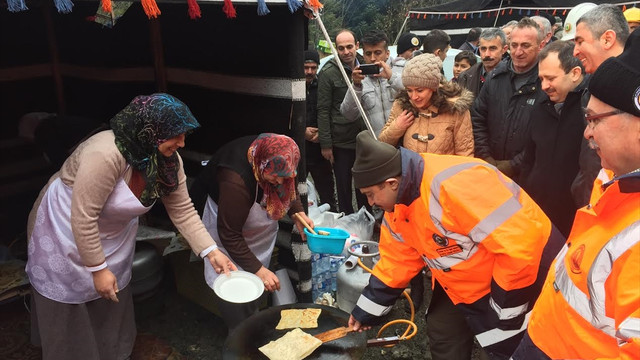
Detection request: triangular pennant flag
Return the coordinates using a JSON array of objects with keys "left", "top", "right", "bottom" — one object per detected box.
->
[
  {"left": 141, "top": 0, "right": 161, "bottom": 18},
  {"left": 54, "top": 0, "right": 74, "bottom": 13},
  {"left": 7, "top": 0, "right": 28, "bottom": 12},
  {"left": 223, "top": 0, "right": 236, "bottom": 18},
  {"left": 286, "top": 0, "right": 302, "bottom": 13},
  {"left": 257, "top": 0, "right": 270, "bottom": 16},
  {"left": 101, "top": 0, "right": 111, "bottom": 13},
  {"left": 187, "top": 0, "right": 201, "bottom": 19},
  {"left": 307, "top": 0, "right": 323, "bottom": 10}
]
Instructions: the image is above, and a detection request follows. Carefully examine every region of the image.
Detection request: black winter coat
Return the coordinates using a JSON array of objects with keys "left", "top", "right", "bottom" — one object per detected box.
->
[
  {"left": 520, "top": 77, "right": 589, "bottom": 237},
  {"left": 471, "top": 60, "right": 547, "bottom": 182}
]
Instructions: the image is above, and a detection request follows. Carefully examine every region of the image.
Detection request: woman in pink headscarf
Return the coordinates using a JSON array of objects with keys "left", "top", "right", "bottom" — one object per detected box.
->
[{"left": 189, "top": 133, "right": 314, "bottom": 330}]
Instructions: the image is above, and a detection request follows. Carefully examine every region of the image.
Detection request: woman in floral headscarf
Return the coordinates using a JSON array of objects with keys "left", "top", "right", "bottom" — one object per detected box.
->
[
  {"left": 189, "top": 133, "right": 314, "bottom": 330},
  {"left": 25, "top": 93, "right": 236, "bottom": 360}
]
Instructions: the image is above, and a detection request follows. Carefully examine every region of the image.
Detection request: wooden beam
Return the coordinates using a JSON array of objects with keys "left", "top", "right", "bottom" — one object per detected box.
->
[
  {"left": 149, "top": 18, "right": 168, "bottom": 92},
  {"left": 42, "top": 1, "right": 66, "bottom": 115}
]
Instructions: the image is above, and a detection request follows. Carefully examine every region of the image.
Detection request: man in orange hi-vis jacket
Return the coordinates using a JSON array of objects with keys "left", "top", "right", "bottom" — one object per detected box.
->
[
  {"left": 346, "top": 130, "right": 565, "bottom": 360},
  {"left": 511, "top": 29, "right": 640, "bottom": 360}
]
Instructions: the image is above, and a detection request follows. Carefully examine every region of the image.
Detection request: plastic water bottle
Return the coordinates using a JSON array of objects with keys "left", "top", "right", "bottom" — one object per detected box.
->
[
  {"left": 311, "top": 253, "right": 321, "bottom": 276},
  {"left": 321, "top": 254, "right": 331, "bottom": 274},
  {"left": 330, "top": 262, "right": 338, "bottom": 293},
  {"left": 317, "top": 275, "right": 326, "bottom": 297}
]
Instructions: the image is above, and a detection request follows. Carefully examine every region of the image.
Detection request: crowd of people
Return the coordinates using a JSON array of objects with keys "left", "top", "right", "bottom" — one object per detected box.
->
[
  {"left": 305, "top": 2, "right": 638, "bottom": 360},
  {"left": 22, "top": 2, "right": 639, "bottom": 360}
]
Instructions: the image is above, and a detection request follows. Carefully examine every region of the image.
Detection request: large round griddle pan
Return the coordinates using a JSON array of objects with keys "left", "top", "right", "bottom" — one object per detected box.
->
[{"left": 223, "top": 303, "right": 367, "bottom": 360}]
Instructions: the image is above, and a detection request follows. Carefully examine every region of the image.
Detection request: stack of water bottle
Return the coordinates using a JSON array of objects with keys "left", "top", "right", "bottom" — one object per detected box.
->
[{"left": 311, "top": 253, "right": 345, "bottom": 303}]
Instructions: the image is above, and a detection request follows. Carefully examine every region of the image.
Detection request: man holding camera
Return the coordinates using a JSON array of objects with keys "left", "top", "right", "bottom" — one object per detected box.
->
[{"left": 339, "top": 30, "right": 404, "bottom": 136}]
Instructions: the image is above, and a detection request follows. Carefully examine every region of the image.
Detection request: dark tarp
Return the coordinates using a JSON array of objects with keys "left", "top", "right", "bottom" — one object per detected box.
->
[{"left": 409, "top": 0, "right": 634, "bottom": 45}]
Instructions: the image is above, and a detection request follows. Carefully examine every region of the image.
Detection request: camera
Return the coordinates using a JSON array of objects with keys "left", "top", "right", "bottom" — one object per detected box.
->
[{"left": 358, "top": 64, "right": 380, "bottom": 75}]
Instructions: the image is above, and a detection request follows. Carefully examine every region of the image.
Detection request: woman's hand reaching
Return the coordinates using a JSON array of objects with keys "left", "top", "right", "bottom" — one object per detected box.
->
[
  {"left": 206, "top": 249, "right": 238, "bottom": 275},
  {"left": 256, "top": 266, "right": 280, "bottom": 292},
  {"left": 92, "top": 268, "right": 119, "bottom": 302}
]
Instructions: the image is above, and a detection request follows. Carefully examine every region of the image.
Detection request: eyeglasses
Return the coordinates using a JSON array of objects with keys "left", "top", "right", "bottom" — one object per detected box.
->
[{"left": 583, "top": 108, "right": 624, "bottom": 128}]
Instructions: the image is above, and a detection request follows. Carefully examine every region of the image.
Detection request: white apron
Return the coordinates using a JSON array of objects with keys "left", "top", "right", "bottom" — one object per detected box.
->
[
  {"left": 26, "top": 176, "right": 152, "bottom": 304},
  {"left": 203, "top": 193, "right": 278, "bottom": 287}
]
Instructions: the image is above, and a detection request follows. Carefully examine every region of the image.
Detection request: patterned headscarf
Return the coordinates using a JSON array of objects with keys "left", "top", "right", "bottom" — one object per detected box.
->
[
  {"left": 247, "top": 133, "right": 300, "bottom": 220},
  {"left": 110, "top": 93, "right": 200, "bottom": 206}
]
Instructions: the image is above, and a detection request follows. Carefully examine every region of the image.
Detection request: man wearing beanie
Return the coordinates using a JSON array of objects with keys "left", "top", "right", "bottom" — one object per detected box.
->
[
  {"left": 391, "top": 33, "right": 422, "bottom": 100},
  {"left": 472, "top": 18, "right": 547, "bottom": 182},
  {"left": 347, "top": 130, "right": 565, "bottom": 360},
  {"left": 511, "top": 28, "right": 640, "bottom": 360},
  {"left": 396, "top": 32, "right": 422, "bottom": 60}
]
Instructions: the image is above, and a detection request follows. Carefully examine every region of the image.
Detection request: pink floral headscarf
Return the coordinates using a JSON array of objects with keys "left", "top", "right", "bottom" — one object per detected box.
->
[{"left": 247, "top": 133, "right": 300, "bottom": 220}]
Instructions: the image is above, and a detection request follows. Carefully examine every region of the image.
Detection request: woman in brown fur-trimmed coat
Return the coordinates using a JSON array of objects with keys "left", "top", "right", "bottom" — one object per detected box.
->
[{"left": 378, "top": 53, "right": 475, "bottom": 156}]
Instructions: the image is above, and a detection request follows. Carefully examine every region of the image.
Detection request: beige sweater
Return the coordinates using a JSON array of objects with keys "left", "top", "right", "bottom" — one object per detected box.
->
[{"left": 27, "top": 130, "right": 214, "bottom": 267}]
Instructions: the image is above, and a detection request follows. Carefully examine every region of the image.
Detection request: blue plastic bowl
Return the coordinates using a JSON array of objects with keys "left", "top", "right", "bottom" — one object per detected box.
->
[{"left": 304, "top": 227, "right": 350, "bottom": 255}]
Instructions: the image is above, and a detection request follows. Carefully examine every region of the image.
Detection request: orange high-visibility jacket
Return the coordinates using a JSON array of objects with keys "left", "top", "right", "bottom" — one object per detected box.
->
[
  {"left": 351, "top": 150, "right": 564, "bottom": 353},
  {"left": 526, "top": 169, "right": 640, "bottom": 360}
]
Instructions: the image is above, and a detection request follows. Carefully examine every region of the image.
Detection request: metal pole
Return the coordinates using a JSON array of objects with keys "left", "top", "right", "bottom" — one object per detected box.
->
[
  {"left": 493, "top": 0, "right": 505, "bottom": 27},
  {"left": 393, "top": 15, "right": 410, "bottom": 46}
]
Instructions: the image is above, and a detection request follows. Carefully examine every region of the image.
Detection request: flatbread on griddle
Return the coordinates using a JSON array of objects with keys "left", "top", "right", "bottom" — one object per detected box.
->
[
  {"left": 258, "top": 328, "right": 322, "bottom": 360},
  {"left": 275, "top": 308, "right": 322, "bottom": 330}
]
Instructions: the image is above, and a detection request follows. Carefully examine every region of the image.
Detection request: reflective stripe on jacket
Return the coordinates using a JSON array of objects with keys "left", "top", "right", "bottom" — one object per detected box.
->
[
  {"left": 526, "top": 170, "right": 640, "bottom": 360},
  {"left": 352, "top": 150, "right": 564, "bottom": 351}
]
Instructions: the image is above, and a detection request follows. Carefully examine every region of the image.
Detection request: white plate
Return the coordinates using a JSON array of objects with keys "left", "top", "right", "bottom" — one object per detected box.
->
[{"left": 213, "top": 271, "right": 264, "bottom": 303}]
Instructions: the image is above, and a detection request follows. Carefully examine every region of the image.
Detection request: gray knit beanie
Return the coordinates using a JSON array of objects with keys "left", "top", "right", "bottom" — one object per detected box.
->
[
  {"left": 402, "top": 53, "right": 442, "bottom": 90},
  {"left": 352, "top": 130, "right": 402, "bottom": 189}
]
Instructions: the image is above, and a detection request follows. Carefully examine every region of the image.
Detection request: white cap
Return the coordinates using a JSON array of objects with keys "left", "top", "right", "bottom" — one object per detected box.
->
[{"left": 561, "top": 2, "right": 597, "bottom": 41}]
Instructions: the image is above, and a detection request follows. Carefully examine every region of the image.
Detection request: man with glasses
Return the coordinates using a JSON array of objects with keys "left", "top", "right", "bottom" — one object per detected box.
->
[{"left": 511, "top": 28, "right": 640, "bottom": 360}]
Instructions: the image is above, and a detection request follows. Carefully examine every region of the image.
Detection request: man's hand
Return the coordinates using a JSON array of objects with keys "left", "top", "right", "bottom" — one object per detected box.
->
[
  {"left": 92, "top": 268, "right": 119, "bottom": 302},
  {"left": 206, "top": 249, "right": 238, "bottom": 275},
  {"left": 483, "top": 156, "right": 497, "bottom": 166},
  {"left": 321, "top": 148, "right": 334, "bottom": 164},
  {"left": 256, "top": 266, "right": 280, "bottom": 292},
  {"left": 496, "top": 160, "right": 515, "bottom": 178},
  {"left": 305, "top": 127, "right": 319, "bottom": 143},
  {"left": 395, "top": 110, "right": 415, "bottom": 131},
  {"left": 375, "top": 60, "right": 393, "bottom": 81},
  {"left": 352, "top": 67, "right": 365, "bottom": 86},
  {"left": 348, "top": 315, "right": 371, "bottom": 332}
]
